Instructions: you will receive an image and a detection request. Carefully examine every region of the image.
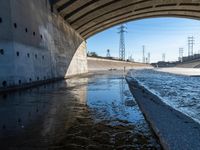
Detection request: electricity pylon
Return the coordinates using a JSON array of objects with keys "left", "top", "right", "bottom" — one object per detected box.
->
[{"left": 118, "top": 24, "right": 127, "bottom": 60}]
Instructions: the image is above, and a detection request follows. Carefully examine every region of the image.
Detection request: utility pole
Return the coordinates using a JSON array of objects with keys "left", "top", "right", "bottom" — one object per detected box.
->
[
  {"left": 179, "top": 48, "right": 184, "bottom": 62},
  {"left": 162, "top": 53, "right": 165, "bottom": 62},
  {"left": 128, "top": 54, "right": 134, "bottom": 62},
  {"left": 145, "top": 57, "right": 148, "bottom": 64},
  {"left": 118, "top": 24, "right": 127, "bottom": 60},
  {"left": 188, "top": 36, "right": 194, "bottom": 56},
  {"left": 142, "top": 45, "right": 145, "bottom": 63},
  {"left": 106, "top": 49, "right": 111, "bottom": 57},
  {"left": 148, "top": 52, "right": 150, "bottom": 63}
]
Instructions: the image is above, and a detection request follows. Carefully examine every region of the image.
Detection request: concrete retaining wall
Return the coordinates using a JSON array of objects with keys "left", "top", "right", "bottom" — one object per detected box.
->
[
  {"left": 66, "top": 41, "right": 88, "bottom": 76},
  {"left": 176, "top": 60, "right": 200, "bottom": 68},
  {"left": 87, "top": 57, "right": 152, "bottom": 71},
  {"left": 0, "top": 0, "right": 88, "bottom": 89}
]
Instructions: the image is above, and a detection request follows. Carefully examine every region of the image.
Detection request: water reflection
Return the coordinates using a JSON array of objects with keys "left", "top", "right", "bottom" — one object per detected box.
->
[
  {"left": 88, "top": 74, "right": 144, "bottom": 125},
  {"left": 0, "top": 78, "right": 88, "bottom": 148},
  {"left": 86, "top": 74, "right": 161, "bottom": 149},
  {"left": 0, "top": 73, "right": 161, "bottom": 149},
  {"left": 119, "top": 76, "right": 125, "bottom": 106}
]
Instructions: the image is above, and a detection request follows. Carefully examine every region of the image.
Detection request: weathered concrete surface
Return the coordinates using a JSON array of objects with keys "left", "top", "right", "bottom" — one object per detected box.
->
[
  {"left": 126, "top": 76, "right": 200, "bottom": 150},
  {"left": 0, "top": 0, "right": 87, "bottom": 89},
  {"left": 87, "top": 57, "right": 152, "bottom": 71},
  {"left": 154, "top": 67, "right": 200, "bottom": 76},
  {"left": 176, "top": 59, "right": 200, "bottom": 68},
  {"left": 51, "top": 0, "right": 200, "bottom": 39},
  {"left": 66, "top": 41, "right": 88, "bottom": 76}
]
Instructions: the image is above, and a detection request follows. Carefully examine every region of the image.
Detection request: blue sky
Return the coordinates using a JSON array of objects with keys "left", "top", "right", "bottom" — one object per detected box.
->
[{"left": 86, "top": 17, "right": 200, "bottom": 63}]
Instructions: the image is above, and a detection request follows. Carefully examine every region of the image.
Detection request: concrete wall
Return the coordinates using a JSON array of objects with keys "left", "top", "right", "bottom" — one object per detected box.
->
[
  {"left": 0, "top": 0, "right": 87, "bottom": 88},
  {"left": 66, "top": 41, "right": 88, "bottom": 76},
  {"left": 87, "top": 57, "right": 152, "bottom": 71},
  {"left": 176, "top": 59, "right": 200, "bottom": 68}
]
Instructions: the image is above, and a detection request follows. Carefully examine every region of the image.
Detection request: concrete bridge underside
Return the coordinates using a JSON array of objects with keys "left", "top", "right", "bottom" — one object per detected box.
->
[{"left": 51, "top": 0, "right": 200, "bottom": 39}]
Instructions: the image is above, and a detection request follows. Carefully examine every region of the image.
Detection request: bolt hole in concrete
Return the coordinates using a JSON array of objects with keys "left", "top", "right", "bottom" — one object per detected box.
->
[
  {"left": 0, "top": 49, "right": 4, "bottom": 55},
  {"left": 0, "top": 17, "right": 2, "bottom": 23},
  {"left": 0, "top": 72, "right": 161, "bottom": 149},
  {"left": 13, "top": 23, "right": 17, "bottom": 28},
  {"left": 16, "top": 51, "right": 19, "bottom": 56}
]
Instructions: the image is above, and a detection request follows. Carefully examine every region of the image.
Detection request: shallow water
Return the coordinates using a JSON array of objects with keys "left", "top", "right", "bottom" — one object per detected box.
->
[
  {"left": 129, "top": 69, "right": 200, "bottom": 124},
  {"left": 0, "top": 73, "right": 161, "bottom": 149}
]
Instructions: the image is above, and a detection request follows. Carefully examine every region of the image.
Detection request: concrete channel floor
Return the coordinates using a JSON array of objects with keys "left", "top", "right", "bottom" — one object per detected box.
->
[{"left": 126, "top": 76, "right": 200, "bottom": 150}]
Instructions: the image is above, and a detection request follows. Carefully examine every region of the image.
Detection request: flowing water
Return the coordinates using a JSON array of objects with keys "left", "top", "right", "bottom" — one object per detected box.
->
[
  {"left": 128, "top": 69, "right": 200, "bottom": 124},
  {"left": 0, "top": 72, "right": 161, "bottom": 149}
]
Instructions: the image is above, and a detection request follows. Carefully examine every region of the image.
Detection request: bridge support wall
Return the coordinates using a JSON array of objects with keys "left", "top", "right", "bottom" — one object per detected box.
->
[{"left": 0, "top": 0, "right": 87, "bottom": 88}]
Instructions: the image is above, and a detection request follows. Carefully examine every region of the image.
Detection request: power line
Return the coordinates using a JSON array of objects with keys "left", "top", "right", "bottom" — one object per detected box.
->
[
  {"left": 148, "top": 52, "right": 151, "bottom": 63},
  {"left": 106, "top": 49, "right": 111, "bottom": 57},
  {"left": 162, "top": 53, "right": 166, "bottom": 62},
  {"left": 179, "top": 48, "right": 184, "bottom": 62},
  {"left": 142, "top": 45, "right": 145, "bottom": 63},
  {"left": 188, "top": 36, "right": 195, "bottom": 56},
  {"left": 118, "top": 24, "right": 127, "bottom": 60}
]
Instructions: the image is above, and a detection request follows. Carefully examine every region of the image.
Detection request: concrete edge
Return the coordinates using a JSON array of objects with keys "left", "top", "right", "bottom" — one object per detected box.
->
[
  {"left": 0, "top": 73, "right": 90, "bottom": 93},
  {"left": 125, "top": 77, "right": 168, "bottom": 149},
  {"left": 126, "top": 76, "right": 200, "bottom": 150}
]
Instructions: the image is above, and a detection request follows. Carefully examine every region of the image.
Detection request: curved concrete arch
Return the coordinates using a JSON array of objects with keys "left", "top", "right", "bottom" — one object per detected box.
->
[
  {"left": 51, "top": 0, "right": 200, "bottom": 39},
  {"left": 82, "top": 11, "right": 200, "bottom": 38}
]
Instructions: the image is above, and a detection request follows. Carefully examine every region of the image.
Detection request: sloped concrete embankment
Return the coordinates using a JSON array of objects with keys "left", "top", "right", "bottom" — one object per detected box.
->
[
  {"left": 176, "top": 59, "right": 200, "bottom": 68},
  {"left": 126, "top": 76, "right": 200, "bottom": 150},
  {"left": 154, "top": 67, "right": 200, "bottom": 77},
  {"left": 87, "top": 57, "right": 152, "bottom": 71}
]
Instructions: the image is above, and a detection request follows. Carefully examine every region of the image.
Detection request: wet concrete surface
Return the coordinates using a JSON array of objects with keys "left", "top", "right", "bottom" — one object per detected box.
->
[
  {"left": 128, "top": 69, "right": 200, "bottom": 124},
  {"left": 0, "top": 71, "right": 161, "bottom": 149},
  {"left": 126, "top": 71, "right": 200, "bottom": 150}
]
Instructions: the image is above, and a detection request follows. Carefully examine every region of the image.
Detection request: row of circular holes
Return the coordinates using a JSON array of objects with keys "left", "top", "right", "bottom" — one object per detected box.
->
[
  {"left": 0, "top": 18, "right": 44, "bottom": 59},
  {"left": 16, "top": 51, "right": 45, "bottom": 60},
  {"left": 1, "top": 49, "right": 46, "bottom": 87},
  {"left": 0, "top": 17, "right": 47, "bottom": 87},
  {"left": 1, "top": 48, "right": 46, "bottom": 87},
  {"left": 0, "top": 17, "right": 43, "bottom": 39},
  {"left": 2, "top": 76, "right": 48, "bottom": 88},
  {"left": 0, "top": 49, "right": 45, "bottom": 60},
  {"left": 13, "top": 23, "right": 43, "bottom": 39},
  {"left": 0, "top": 17, "right": 44, "bottom": 58}
]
